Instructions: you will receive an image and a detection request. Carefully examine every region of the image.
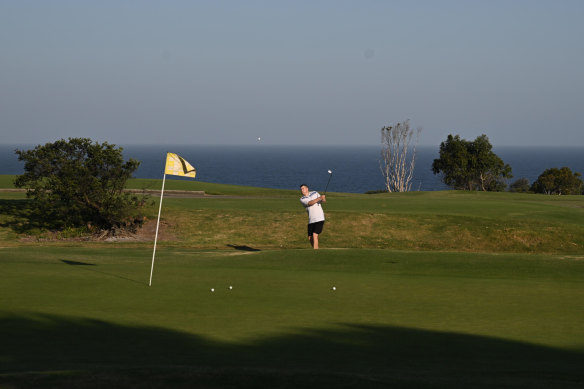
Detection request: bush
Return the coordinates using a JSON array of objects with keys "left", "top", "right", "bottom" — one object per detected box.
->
[
  {"left": 530, "top": 167, "right": 583, "bottom": 195},
  {"left": 432, "top": 134, "right": 512, "bottom": 191},
  {"left": 509, "top": 178, "right": 530, "bottom": 193},
  {"left": 14, "top": 138, "right": 148, "bottom": 231}
]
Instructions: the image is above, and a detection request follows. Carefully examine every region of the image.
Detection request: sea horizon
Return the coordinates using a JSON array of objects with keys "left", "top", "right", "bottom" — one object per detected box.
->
[{"left": 2, "top": 144, "right": 583, "bottom": 193}]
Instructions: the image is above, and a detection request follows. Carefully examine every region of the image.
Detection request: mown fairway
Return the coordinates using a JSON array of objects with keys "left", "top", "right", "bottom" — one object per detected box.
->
[{"left": 1, "top": 176, "right": 583, "bottom": 388}]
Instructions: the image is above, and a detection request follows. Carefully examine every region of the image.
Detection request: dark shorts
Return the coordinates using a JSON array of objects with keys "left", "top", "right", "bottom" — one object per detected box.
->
[{"left": 307, "top": 221, "right": 325, "bottom": 236}]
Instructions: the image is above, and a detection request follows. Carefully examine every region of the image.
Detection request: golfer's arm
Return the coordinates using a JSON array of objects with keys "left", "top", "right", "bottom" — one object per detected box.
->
[{"left": 307, "top": 196, "right": 325, "bottom": 206}]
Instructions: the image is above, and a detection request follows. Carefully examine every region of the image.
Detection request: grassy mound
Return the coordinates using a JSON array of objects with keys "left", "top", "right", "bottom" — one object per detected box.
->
[
  {"left": 1, "top": 175, "right": 583, "bottom": 387},
  {"left": 1, "top": 175, "right": 583, "bottom": 253}
]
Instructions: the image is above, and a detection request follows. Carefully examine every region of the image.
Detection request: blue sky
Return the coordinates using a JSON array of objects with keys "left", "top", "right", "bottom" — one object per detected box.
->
[{"left": 1, "top": 0, "right": 583, "bottom": 146}]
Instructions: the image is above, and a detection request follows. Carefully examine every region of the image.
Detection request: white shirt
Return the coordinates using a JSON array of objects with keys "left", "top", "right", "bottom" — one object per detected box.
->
[{"left": 300, "top": 191, "right": 325, "bottom": 224}]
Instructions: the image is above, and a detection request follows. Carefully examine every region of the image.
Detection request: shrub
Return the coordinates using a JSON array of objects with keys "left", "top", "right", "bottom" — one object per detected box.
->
[{"left": 15, "top": 138, "right": 147, "bottom": 231}]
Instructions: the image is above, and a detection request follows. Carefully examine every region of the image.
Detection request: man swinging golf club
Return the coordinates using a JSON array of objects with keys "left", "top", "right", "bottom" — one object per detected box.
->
[{"left": 299, "top": 173, "right": 330, "bottom": 249}]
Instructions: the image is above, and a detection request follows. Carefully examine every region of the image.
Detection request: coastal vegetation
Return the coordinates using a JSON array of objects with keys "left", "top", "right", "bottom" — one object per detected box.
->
[
  {"left": 432, "top": 134, "right": 512, "bottom": 191},
  {"left": 509, "top": 177, "right": 531, "bottom": 193},
  {"left": 379, "top": 120, "right": 422, "bottom": 192},
  {"left": 14, "top": 138, "right": 149, "bottom": 233},
  {"left": 530, "top": 167, "right": 584, "bottom": 195}
]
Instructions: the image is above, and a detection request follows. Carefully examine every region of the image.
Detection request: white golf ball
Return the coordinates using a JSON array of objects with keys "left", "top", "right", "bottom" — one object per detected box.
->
[
  {"left": 328, "top": 170, "right": 332, "bottom": 174},
  {"left": 210, "top": 288, "right": 215, "bottom": 292},
  {"left": 332, "top": 286, "right": 336, "bottom": 291},
  {"left": 229, "top": 286, "right": 233, "bottom": 290}
]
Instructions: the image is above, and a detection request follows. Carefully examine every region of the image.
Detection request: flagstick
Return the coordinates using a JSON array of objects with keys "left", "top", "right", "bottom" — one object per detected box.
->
[{"left": 149, "top": 173, "right": 166, "bottom": 286}]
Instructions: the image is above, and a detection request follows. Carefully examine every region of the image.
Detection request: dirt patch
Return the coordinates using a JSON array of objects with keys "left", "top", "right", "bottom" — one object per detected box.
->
[
  {"left": 558, "top": 255, "right": 584, "bottom": 261},
  {"left": 199, "top": 251, "right": 259, "bottom": 257},
  {"left": 18, "top": 219, "right": 178, "bottom": 243},
  {"left": 131, "top": 219, "right": 177, "bottom": 242}
]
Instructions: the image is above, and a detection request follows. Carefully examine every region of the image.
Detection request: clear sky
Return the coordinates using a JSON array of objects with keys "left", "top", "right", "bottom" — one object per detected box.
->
[{"left": 1, "top": 0, "right": 583, "bottom": 146}]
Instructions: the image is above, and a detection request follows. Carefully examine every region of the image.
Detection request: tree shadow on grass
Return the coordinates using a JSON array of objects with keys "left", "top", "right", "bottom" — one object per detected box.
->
[
  {"left": 0, "top": 313, "right": 582, "bottom": 388},
  {"left": 0, "top": 198, "right": 56, "bottom": 232}
]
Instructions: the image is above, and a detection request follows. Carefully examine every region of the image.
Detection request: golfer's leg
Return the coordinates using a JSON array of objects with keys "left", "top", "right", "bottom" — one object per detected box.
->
[
  {"left": 312, "top": 233, "right": 319, "bottom": 249},
  {"left": 308, "top": 235, "right": 314, "bottom": 248}
]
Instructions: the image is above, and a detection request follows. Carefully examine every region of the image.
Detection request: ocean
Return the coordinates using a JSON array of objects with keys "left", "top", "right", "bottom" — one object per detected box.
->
[{"left": 2, "top": 144, "right": 583, "bottom": 193}]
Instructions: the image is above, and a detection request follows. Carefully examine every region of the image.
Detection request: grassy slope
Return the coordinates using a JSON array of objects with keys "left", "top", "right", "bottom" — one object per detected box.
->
[
  {"left": 1, "top": 174, "right": 584, "bottom": 253},
  {"left": 156, "top": 191, "right": 584, "bottom": 253},
  {"left": 0, "top": 175, "right": 297, "bottom": 196},
  {"left": 1, "top": 175, "right": 584, "bottom": 387},
  {"left": 128, "top": 177, "right": 297, "bottom": 196}
]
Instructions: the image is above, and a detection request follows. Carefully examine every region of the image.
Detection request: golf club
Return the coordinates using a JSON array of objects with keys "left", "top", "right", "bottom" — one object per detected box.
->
[{"left": 323, "top": 169, "right": 333, "bottom": 195}]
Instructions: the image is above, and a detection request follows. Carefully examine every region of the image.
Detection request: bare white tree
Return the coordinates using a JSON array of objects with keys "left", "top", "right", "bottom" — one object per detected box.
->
[{"left": 380, "top": 120, "right": 422, "bottom": 192}]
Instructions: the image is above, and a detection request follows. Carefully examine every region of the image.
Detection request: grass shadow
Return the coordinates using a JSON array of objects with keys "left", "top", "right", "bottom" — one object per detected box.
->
[
  {"left": 227, "top": 244, "right": 261, "bottom": 252},
  {"left": 61, "top": 260, "right": 96, "bottom": 266},
  {"left": 60, "top": 259, "right": 144, "bottom": 285},
  {"left": 0, "top": 198, "right": 58, "bottom": 232},
  {"left": 0, "top": 313, "right": 582, "bottom": 388}
]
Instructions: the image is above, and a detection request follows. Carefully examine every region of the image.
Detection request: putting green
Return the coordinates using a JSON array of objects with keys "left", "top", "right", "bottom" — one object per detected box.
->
[{"left": 1, "top": 247, "right": 583, "bottom": 387}]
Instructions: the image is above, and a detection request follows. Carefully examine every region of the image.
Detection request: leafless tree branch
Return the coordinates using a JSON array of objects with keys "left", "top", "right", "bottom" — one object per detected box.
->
[{"left": 379, "top": 120, "right": 422, "bottom": 192}]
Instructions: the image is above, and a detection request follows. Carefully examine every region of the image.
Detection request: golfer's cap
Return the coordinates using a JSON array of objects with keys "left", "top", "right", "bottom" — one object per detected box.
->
[{"left": 299, "top": 184, "right": 308, "bottom": 188}]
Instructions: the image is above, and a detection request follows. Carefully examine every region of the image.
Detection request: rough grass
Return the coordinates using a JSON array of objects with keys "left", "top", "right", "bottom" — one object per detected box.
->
[
  {"left": 150, "top": 189, "right": 584, "bottom": 254},
  {"left": 0, "top": 174, "right": 16, "bottom": 188},
  {"left": 1, "top": 175, "right": 584, "bottom": 254}
]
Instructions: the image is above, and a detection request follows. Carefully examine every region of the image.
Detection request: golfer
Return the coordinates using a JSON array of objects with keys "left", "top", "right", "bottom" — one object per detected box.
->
[{"left": 299, "top": 184, "right": 326, "bottom": 249}]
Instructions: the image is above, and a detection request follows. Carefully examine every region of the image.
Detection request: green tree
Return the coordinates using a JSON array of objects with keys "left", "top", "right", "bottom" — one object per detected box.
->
[
  {"left": 509, "top": 178, "right": 530, "bottom": 193},
  {"left": 530, "top": 167, "right": 583, "bottom": 195},
  {"left": 15, "top": 138, "right": 146, "bottom": 231},
  {"left": 432, "top": 134, "right": 512, "bottom": 191}
]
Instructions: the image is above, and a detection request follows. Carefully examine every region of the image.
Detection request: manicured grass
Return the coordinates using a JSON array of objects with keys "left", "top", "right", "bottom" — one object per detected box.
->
[{"left": 1, "top": 247, "right": 583, "bottom": 388}]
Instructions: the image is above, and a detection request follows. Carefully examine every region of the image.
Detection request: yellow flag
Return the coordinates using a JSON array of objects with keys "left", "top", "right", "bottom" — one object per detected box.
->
[{"left": 164, "top": 153, "right": 196, "bottom": 178}]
